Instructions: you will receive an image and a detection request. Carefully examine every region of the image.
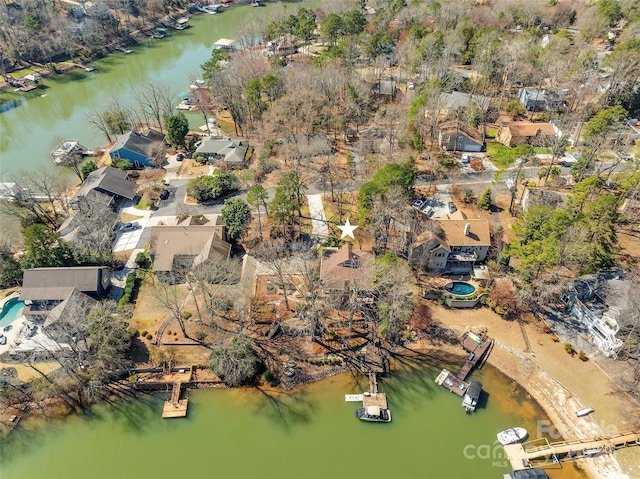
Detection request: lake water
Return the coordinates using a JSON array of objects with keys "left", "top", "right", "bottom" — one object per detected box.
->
[
  {"left": 0, "top": 3, "right": 291, "bottom": 176},
  {"left": 0, "top": 357, "right": 587, "bottom": 479}
]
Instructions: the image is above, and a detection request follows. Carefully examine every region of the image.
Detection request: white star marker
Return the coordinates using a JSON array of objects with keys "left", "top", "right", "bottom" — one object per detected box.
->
[{"left": 338, "top": 218, "right": 358, "bottom": 240}]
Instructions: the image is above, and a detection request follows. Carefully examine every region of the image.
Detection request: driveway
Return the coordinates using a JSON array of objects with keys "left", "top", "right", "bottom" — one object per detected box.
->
[
  {"left": 306, "top": 194, "right": 329, "bottom": 239},
  {"left": 112, "top": 220, "right": 148, "bottom": 252},
  {"left": 421, "top": 185, "right": 454, "bottom": 219}
]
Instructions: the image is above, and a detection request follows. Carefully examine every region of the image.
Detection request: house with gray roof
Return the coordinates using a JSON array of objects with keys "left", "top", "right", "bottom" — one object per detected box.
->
[
  {"left": 109, "top": 128, "right": 166, "bottom": 168},
  {"left": 72, "top": 166, "right": 137, "bottom": 209},
  {"left": 194, "top": 137, "right": 249, "bottom": 166},
  {"left": 439, "top": 91, "right": 491, "bottom": 113},
  {"left": 19, "top": 266, "right": 111, "bottom": 318}
]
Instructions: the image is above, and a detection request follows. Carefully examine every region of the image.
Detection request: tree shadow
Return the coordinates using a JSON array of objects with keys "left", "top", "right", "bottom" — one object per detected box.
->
[{"left": 249, "top": 385, "right": 314, "bottom": 432}]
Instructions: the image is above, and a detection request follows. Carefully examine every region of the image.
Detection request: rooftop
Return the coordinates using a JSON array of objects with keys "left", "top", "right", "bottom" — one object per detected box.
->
[
  {"left": 500, "top": 121, "right": 556, "bottom": 137},
  {"left": 74, "top": 166, "right": 137, "bottom": 201},
  {"left": 149, "top": 224, "right": 230, "bottom": 272},
  {"left": 320, "top": 244, "right": 375, "bottom": 291},
  {"left": 111, "top": 129, "right": 165, "bottom": 160},
  {"left": 438, "top": 219, "right": 491, "bottom": 247},
  {"left": 20, "top": 266, "right": 109, "bottom": 301}
]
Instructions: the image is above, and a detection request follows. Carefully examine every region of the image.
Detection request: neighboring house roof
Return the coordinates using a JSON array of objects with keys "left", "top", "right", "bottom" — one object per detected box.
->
[
  {"left": 499, "top": 121, "right": 556, "bottom": 138},
  {"left": 149, "top": 225, "right": 231, "bottom": 273},
  {"left": 438, "top": 219, "right": 491, "bottom": 247},
  {"left": 439, "top": 121, "right": 484, "bottom": 144},
  {"left": 74, "top": 166, "right": 137, "bottom": 201},
  {"left": 195, "top": 138, "right": 249, "bottom": 163},
  {"left": 375, "top": 80, "right": 396, "bottom": 96},
  {"left": 110, "top": 129, "right": 165, "bottom": 161},
  {"left": 439, "top": 92, "right": 491, "bottom": 111},
  {"left": 320, "top": 244, "right": 375, "bottom": 291},
  {"left": 19, "top": 266, "right": 109, "bottom": 301}
]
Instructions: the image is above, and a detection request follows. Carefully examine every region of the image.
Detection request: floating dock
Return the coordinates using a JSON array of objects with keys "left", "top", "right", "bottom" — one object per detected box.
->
[
  {"left": 504, "top": 430, "right": 640, "bottom": 471},
  {"left": 435, "top": 368, "right": 468, "bottom": 397}
]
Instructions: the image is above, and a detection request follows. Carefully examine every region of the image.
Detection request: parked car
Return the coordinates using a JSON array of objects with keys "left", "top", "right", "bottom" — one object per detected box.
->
[
  {"left": 119, "top": 222, "right": 140, "bottom": 232},
  {"left": 413, "top": 199, "right": 424, "bottom": 209},
  {"left": 159, "top": 190, "right": 170, "bottom": 200},
  {"left": 176, "top": 153, "right": 184, "bottom": 161},
  {"left": 448, "top": 202, "right": 457, "bottom": 213},
  {"left": 407, "top": 81, "right": 415, "bottom": 90},
  {"left": 515, "top": 157, "right": 526, "bottom": 166},
  {"left": 0, "top": 334, "right": 6, "bottom": 345},
  {"left": 422, "top": 206, "right": 434, "bottom": 217},
  {"left": 461, "top": 154, "right": 471, "bottom": 164}
]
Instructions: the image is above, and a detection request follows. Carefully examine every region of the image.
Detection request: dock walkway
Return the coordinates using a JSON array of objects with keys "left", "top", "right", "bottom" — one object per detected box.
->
[
  {"left": 504, "top": 430, "right": 640, "bottom": 470},
  {"left": 435, "top": 333, "right": 493, "bottom": 396}
]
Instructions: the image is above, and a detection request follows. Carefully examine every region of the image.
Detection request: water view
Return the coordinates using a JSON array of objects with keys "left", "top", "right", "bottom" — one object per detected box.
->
[
  {"left": 0, "top": 2, "right": 301, "bottom": 175},
  {"left": 0, "top": 359, "right": 586, "bottom": 479}
]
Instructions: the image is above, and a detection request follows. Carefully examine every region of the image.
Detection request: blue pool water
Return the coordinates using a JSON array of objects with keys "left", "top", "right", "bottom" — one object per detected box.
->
[
  {"left": 446, "top": 281, "right": 476, "bottom": 297},
  {"left": 0, "top": 297, "right": 25, "bottom": 329}
]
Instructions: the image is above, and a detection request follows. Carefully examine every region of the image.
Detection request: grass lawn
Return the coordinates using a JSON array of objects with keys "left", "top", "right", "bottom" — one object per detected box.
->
[
  {"left": 486, "top": 127, "right": 498, "bottom": 139},
  {"left": 486, "top": 142, "right": 517, "bottom": 169},
  {"left": 533, "top": 147, "right": 552, "bottom": 154}
]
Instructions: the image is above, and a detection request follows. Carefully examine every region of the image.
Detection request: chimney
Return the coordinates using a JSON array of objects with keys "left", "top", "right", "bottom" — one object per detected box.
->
[{"left": 464, "top": 223, "right": 471, "bottom": 236}]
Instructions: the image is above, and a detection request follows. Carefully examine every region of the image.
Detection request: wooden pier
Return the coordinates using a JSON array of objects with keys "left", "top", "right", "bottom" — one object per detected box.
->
[
  {"left": 435, "top": 332, "right": 493, "bottom": 395},
  {"left": 504, "top": 430, "right": 640, "bottom": 471},
  {"left": 162, "top": 381, "right": 189, "bottom": 418},
  {"left": 435, "top": 369, "right": 468, "bottom": 397}
]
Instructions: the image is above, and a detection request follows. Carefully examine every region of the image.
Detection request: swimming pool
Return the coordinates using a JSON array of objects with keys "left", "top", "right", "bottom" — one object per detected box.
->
[
  {"left": 0, "top": 297, "right": 25, "bottom": 330},
  {"left": 444, "top": 281, "right": 476, "bottom": 297}
]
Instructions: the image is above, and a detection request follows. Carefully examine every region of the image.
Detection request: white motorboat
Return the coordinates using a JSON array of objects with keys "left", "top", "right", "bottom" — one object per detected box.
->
[
  {"left": 497, "top": 427, "right": 528, "bottom": 445},
  {"left": 576, "top": 407, "right": 594, "bottom": 417}
]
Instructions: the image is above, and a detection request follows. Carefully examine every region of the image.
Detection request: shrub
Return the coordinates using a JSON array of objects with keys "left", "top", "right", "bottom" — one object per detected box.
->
[
  {"left": 578, "top": 350, "right": 588, "bottom": 361},
  {"left": 146, "top": 334, "right": 153, "bottom": 341},
  {"left": 135, "top": 252, "right": 151, "bottom": 269},
  {"left": 126, "top": 327, "right": 139, "bottom": 337},
  {"left": 141, "top": 330, "right": 148, "bottom": 337},
  {"left": 477, "top": 187, "right": 492, "bottom": 210},
  {"left": 116, "top": 159, "right": 134, "bottom": 170},
  {"left": 564, "top": 343, "right": 575, "bottom": 355},
  {"left": 263, "top": 370, "right": 274, "bottom": 383},
  {"left": 195, "top": 331, "right": 206, "bottom": 341},
  {"left": 167, "top": 330, "right": 172, "bottom": 335},
  {"left": 181, "top": 311, "right": 192, "bottom": 319}
]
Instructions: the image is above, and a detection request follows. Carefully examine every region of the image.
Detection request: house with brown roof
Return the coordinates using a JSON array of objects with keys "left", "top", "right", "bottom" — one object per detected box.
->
[
  {"left": 19, "top": 266, "right": 111, "bottom": 318},
  {"left": 320, "top": 243, "right": 375, "bottom": 295},
  {"left": 497, "top": 121, "right": 556, "bottom": 147},
  {"left": 438, "top": 121, "right": 485, "bottom": 152},
  {"left": 149, "top": 223, "right": 231, "bottom": 282},
  {"left": 409, "top": 219, "right": 491, "bottom": 273}
]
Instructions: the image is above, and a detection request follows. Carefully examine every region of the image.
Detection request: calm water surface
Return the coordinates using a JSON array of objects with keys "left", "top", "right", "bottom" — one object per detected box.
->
[{"left": 1, "top": 358, "right": 587, "bottom": 479}]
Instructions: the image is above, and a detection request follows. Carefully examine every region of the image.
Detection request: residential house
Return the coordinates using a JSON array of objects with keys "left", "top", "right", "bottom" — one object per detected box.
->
[
  {"left": 194, "top": 137, "right": 250, "bottom": 166},
  {"left": 497, "top": 121, "right": 556, "bottom": 147},
  {"left": 71, "top": 166, "right": 137, "bottom": 210},
  {"left": 0, "top": 182, "right": 21, "bottom": 202},
  {"left": 409, "top": 219, "right": 491, "bottom": 273},
  {"left": 438, "top": 91, "right": 491, "bottom": 115},
  {"left": 149, "top": 222, "right": 231, "bottom": 282},
  {"left": 263, "top": 34, "right": 298, "bottom": 57},
  {"left": 320, "top": 243, "right": 375, "bottom": 295},
  {"left": 438, "top": 121, "right": 485, "bottom": 152},
  {"left": 19, "top": 266, "right": 111, "bottom": 318},
  {"left": 374, "top": 80, "right": 396, "bottom": 98},
  {"left": 283, "top": 134, "right": 333, "bottom": 160},
  {"left": 517, "top": 87, "right": 567, "bottom": 111},
  {"left": 109, "top": 129, "right": 166, "bottom": 168},
  {"left": 561, "top": 272, "right": 631, "bottom": 358}
]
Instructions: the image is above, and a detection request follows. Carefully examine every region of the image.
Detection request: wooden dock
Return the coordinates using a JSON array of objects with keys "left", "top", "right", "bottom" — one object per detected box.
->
[
  {"left": 457, "top": 333, "right": 493, "bottom": 381},
  {"left": 435, "top": 333, "right": 493, "bottom": 396},
  {"left": 162, "top": 381, "right": 188, "bottom": 418},
  {"left": 504, "top": 430, "right": 640, "bottom": 470},
  {"left": 435, "top": 368, "right": 468, "bottom": 397}
]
